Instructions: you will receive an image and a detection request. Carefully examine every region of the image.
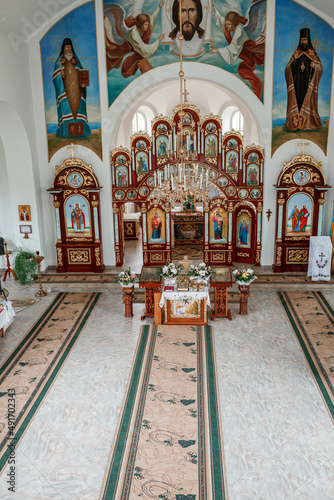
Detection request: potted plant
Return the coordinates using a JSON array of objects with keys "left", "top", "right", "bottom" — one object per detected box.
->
[
  {"left": 117, "top": 268, "right": 138, "bottom": 288},
  {"left": 160, "top": 263, "right": 182, "bottom": 285},
  {"left": 13, "top": 248, "right": 38, "bottom": 285}
]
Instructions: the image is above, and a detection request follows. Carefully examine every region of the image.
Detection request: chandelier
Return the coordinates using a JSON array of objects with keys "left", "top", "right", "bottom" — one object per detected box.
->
[{"left": 151, "top": 0, "right": 210, "bottom": 208}]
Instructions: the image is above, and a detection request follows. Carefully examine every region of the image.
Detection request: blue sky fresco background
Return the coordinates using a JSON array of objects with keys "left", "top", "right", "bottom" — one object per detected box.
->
[
  {"left": 273, "top": 0, "right": 334, "bottom": 127},
  {"left": 41, "top": 2, "right": 101, "bottom": 134}
]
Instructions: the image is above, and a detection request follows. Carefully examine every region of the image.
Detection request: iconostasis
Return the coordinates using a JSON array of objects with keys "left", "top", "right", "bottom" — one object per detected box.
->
[{"left": 111, "top": 104, "right": 264, "bottom": 267}]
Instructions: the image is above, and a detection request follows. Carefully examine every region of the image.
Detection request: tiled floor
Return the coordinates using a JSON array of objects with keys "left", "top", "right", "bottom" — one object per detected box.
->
[{"left": 0, "top": 276, "right": 334, "bottom": 499}]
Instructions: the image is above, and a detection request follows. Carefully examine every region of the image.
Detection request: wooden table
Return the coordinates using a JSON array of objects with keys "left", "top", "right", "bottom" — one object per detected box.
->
[
  {"left": 210, "top": 267, "right": 233, "bottom": 320},
  {"left": 139, "top": 266, "right": 162, "bottom": 320}
]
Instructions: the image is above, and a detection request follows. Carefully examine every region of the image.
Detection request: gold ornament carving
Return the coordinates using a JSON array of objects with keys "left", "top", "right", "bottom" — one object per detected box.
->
[
  {"left": 287, "top": 249, "right": 308, "bottom": 262},
  {"left": 69, "top": 250, "right": 90, "bottom": 263},
  {"left": 53, "top": 201, "right": 60, "bottom": 208},
  {"left": 212, "top": 253, "right": 225, "bottom": 262},
  {"left": 237, "top": 252, "right": 249, "bottom": 257},
  {"left": 276, "top": 247, "right": 282, "bottom": 266},
  {"left": 57, "top": 248, "right": 63, "bottom": 266},
  {"left": 318, "top": 199, "right": 326, "bottom": 205},
  {"left": 151, "top": 253, "right": 164, "bottom": 262},
  {"left": 91, "top": 201, "right": 99, "bottom": 207},
  {"left": 94, "top": 248, "right": 101, "bottom": 266}
]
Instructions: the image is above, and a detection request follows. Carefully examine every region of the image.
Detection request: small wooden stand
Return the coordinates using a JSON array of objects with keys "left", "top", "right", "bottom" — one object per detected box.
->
[
  {"left": 122, "top": 286, "right": 134, "bottom": 317},
  {"left": 3, "top": 250, "right": 17, "bottom": 282},
  {"left": 238, "top": 284, "right": 250, "bottom": 315},
  {"left": 32, "top": 252, "right": 47, "bottom": 297}
]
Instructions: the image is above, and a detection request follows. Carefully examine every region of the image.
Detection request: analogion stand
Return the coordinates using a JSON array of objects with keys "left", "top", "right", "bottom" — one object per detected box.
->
[
  {"left": 139, "top": 266, "right": 162, "bottom": 320},
  {"left": 210, "top": 267, "right": 233, "bottom": 320}
]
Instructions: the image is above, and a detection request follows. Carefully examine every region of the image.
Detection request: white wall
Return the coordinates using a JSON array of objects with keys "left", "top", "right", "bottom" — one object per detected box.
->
[{"left": 1, "top": 0, "right": 333, "bottom": 269}]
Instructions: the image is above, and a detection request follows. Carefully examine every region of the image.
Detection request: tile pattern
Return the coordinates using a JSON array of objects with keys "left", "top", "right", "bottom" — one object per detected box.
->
[{"left": 0, "top": 277, "right": 333, "bottom": 499}]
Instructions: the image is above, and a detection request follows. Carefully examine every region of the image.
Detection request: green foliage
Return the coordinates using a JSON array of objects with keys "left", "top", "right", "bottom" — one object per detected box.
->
[{"left": 13, "top": 248, "right": 38, "bottom": 285}]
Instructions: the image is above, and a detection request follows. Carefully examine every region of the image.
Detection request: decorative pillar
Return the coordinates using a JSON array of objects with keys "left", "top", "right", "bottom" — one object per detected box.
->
[
  {"left": 197, "top": 125, "right": 201, "bottom": 152},
  {"left": 218, "top": 133, "right": 222, "bottom": 154},
  {"left": 53, "top": 201, "right": 62, "bottom": 241},
  {"left": 317, "top": 199, "right": 325, "bottom": 236},
  {"left": 152, "top": 134, "right": 155, "bottom": 155},
  {"left": 122, "top": 286, "right": 134, "bottom": 317},
  {"left": 201, "top": 131, "right": 204, "bottom": 154},
  {"left": 149, "top": 149, "right": 152, "bottom": 170},
  {"left": 92, "top": 201, "right": 100, "bottom": 240},
  {"left": 277, "top": 199, "right": 285, "bottom": 240}
]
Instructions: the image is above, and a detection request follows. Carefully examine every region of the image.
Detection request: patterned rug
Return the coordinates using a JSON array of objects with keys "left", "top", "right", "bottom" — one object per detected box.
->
[
  {"left": 100, "top": 324, "right": 227, "bottom": 500},
  {"left": 0, "top": 292, "right": 101, "bottom": 474},
  {"left": 278, "top": 291, "right": 334, "bottom": 423}
]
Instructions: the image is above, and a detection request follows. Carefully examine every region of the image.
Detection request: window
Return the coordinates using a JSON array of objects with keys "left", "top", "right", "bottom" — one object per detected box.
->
[
  {"left": 132, "top": 111, "right": 147, "bottom": 134},
  {"left": 231, "top": 110, "right": 244, "bottom": 134}
]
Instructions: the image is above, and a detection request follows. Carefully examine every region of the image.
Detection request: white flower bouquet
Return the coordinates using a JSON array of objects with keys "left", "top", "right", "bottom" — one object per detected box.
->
[
  {"left": 187, "top": 262, "right": 212, "bottom": 280},
  {"left": 232, "top": 267, "right": 257, "bottom": 285},
  {"left": 117, "top": 268, "right": 138, "bottom": 286},
  {"left": 161, "top": 263, "right": 182, "bottom": 280}
]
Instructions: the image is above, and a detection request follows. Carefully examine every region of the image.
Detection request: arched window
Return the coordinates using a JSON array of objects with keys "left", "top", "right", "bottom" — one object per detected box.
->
[
  {"left": 231, "top": 110, "right": 244, "bottom": 134},
  {"left": 132, "top": 111, "right": 147, "bottom": 134},
  {"left": 132, "top": 106, "right": 155, "bottom": 134}
]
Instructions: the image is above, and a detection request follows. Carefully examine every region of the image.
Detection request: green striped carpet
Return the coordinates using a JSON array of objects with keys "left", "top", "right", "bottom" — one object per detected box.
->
[
  {"left": 0, "top": 292, "right": 101, "bottom": 474},
  {"left": 100, "top": 324, "right": 227, "bottom": 499},
  {"left": 278, "top": 291, "right": 334, "bottom": 423}
]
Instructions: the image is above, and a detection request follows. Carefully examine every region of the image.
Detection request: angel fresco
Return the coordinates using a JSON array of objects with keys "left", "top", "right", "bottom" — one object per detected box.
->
[
  {"left": 210, "top": 0, "right": 266, "bottom": 99},
  {"left": 104, "top": 0, "right": 165, "bottom": 78}
]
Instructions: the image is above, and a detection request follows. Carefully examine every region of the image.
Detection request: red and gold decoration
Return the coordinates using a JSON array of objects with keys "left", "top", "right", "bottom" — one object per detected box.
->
[{"left": 48, "top": 155, "right": 104, "bottom": 273}]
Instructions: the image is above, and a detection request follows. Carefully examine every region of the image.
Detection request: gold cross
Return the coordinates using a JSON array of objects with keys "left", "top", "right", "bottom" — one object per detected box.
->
[
  {"left": 67, "top": 143, "right": 78, "bottom": 158},
  {"left": 297, "top": 139, "right": 309, "bottom": 155},
  {"left": 266, "top": 209, "right": 272, "bottom": 221}
]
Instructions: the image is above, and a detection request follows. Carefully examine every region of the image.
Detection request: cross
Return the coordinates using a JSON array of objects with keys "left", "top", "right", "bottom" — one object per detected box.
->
[
  {"left": 183, "top": 80, "right": 189, "bottom": 104},
  {"left": 297, "top": 139, "right": 309, "bottom": 155},
  {"left": 266, "top": 209, "right": 272, "bottom": 221},
  {"left": 319, "top": 252, "right": 325, "bottom": 262},
  {"left": 67, "top": 143, "right": 78, "bottom": 158}
]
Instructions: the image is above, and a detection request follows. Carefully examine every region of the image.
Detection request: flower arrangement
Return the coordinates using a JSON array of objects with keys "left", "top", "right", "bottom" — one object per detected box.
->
[
  {"left": 187, "top": 262, "right": 212, "bottom": 280},
  {"left": 232, "top": 267, "right": 257, "bottom": 285},
  {"left": 161, "top": 263, "right": 182, "bottom": 280},
  {"left": 117, "top": 268, "right": 138, "bottom": 286}
]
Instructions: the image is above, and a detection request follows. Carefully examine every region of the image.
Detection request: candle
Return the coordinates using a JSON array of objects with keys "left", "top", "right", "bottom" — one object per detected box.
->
[
  {"left": 200, "top": 173, "right": 203, "bottom": 190},
  {"left": 184, "top": 174, "right": 186, "bottom": 191},
  {"left": 187, "top": 134, "right": 190, "bottom": 150},
  {"left": 206, "top": 169, "right": 209, "bottom": 187},
  {"left": 159, "top": 170, "right": 162, "bottom": 188},
  {"left": 195, "top": 164, "right": 198, "bottom": 181},
  {"left": 178, "top": 165, "right": 182, "bottom": 183},
  {"left": 154, "top": 171, "right": 157, "bottom": 187},
  {"left": 171, "top": 174, "right": 174, "bottom": 191}
]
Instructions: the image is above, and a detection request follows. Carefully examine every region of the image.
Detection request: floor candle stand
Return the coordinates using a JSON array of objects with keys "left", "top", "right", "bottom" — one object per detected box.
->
[
  {"left": 3, "top": 248, "right": 17, "bottom": 281},
  {"left": 32, "top": 251, "right": 47, "bottom": 297}
]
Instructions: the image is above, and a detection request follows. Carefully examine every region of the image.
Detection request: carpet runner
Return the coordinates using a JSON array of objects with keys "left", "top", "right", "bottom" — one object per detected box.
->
[
  {"left": 0, "top": 292, "right": 101, "bottom": 474},
  {"left": 100, "top": 324, "right": 227, "bottom": 500},
  {"left": 278, "top": 291, "right": 334, "bottom": 423}
]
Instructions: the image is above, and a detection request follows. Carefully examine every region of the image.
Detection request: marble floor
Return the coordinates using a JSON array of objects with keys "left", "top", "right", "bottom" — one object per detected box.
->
[{"left": 0, "top": 277, "right": 334, "bottom": 499}]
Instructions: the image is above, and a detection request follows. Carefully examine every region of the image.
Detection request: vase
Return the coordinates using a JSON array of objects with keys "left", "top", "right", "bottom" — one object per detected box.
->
[{"left": 164, "top": 278, "right": 177, "bottom": 289}]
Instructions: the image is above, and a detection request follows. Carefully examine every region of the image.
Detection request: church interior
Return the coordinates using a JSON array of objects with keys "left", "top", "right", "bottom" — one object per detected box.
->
[{"left": 1, "top": 0, "right": 334, "bottom": 498}]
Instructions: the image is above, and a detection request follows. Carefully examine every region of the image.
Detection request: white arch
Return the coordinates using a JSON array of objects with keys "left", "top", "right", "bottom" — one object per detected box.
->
[{"left": 0, "top": 101, "right": 43, "bottom": 257}]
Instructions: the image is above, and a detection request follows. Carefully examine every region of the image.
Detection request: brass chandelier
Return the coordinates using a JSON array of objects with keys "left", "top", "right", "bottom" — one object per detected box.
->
[{"left": 151, "top": 0, "right": 210, "bottom": 207}]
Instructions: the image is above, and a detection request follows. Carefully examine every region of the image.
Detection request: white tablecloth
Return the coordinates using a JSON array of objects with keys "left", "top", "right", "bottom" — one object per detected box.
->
[
  {"left": 159, "top": 290, "right": 210, "bottom": 307},
  {"left": 307, "top": 236, "right": 332, "bottom": 281},
  {"left": 0, "top": 300, "right": 15, "bottom": 331}
]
